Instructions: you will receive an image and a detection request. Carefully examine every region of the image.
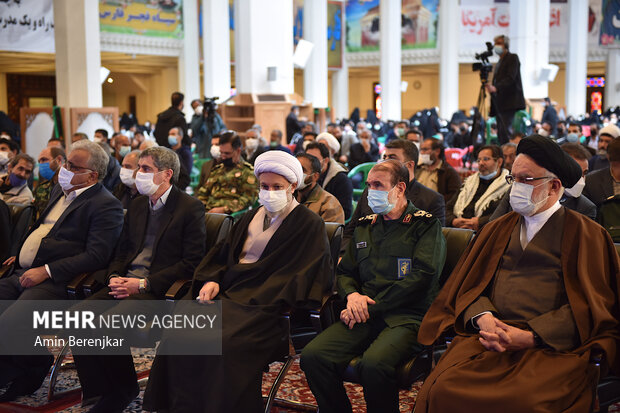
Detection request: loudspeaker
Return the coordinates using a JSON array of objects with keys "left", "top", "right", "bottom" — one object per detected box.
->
[
  {"left": 267, "top": 66, "right": 277, "bottom": 82},
  {"left": 293, "top": 39, "right": 314, "bottom": 68},
  {"left": 539, "top": 64, "right": 559, "bottom": 82}
]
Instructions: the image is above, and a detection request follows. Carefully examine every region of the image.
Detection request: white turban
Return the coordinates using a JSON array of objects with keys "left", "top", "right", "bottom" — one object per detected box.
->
[
  {"left": 254, "top": 150, "right": 303, "bottom": 186},
  {"left": 316, "top": 132, "right": 340, "bottom": 154}
]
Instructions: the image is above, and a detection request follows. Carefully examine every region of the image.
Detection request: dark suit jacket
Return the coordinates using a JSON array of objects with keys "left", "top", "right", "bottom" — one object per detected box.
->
[
  {"left": 16, "top": 182, "right": 123, "bottom": 283},
  {"left": 106, "top": 186, "right": 206, "bottom": 297},
  {"left": 490, "top": 51, "right": 526, "bottom": 114},
  {"left": 584, "top": 167, "right": 614, "bottom": 208},
  {"left": 343, "top": 179, "right": 445, "bottom": 251}
]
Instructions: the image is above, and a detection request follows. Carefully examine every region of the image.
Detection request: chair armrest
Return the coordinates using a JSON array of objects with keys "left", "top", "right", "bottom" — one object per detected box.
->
[
  {"left": 165, "top": 279, "right": 192, "bottom": 301},
  {"left": 0, "top": 264, "right": 14, "bottom": 279},
  {"left": 66, "top": 273, "right": 91, "bottom": 299},
  {"left": 83, "top": 273, "right": 104, "bottom": 298}
]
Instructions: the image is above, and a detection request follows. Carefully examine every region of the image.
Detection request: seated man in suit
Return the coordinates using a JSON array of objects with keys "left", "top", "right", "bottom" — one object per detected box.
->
[
  {"left": 0, "top": 153, "right": 35, "bottom": 205},
  {"left": 415, "top": 135, "right": 619, "bottom": 413},
  {"left": 0, "top": 140, "right": 123, "bottom": 401},
  {"left": 343, "top": 139, "right": 445, "bottom": 251},
  {"left": 33, "top": 146, "right": 65, "bottom": 219},
  {"left": 112, "top": 149, "right": 141, "bottom": 210},
  {"left": 584, "top": 136, "right": 620, "bottom": 209},
  {"left": 142, "top": 150, "right": 333, "bottom": 413},
  {"left": 71, "top": 146, "right": 206, "bottom": 412},
  {"left": 301, "top": 160, "right": 446, "bottom": 413},
  {"left": 295, "top": 153, "right": 345, "bottom": 224}
]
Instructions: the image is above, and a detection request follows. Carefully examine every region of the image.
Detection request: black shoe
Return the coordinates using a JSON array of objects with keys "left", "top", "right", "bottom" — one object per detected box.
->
[
  {"left": 0, "top": 355, "right": 54, "bottom": 402},
  {"left": 87, "top": 383, "right": 139, "bottom": 413}
]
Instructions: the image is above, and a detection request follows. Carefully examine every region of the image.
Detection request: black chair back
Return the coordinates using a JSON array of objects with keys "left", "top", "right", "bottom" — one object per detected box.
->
[
  {"left": 205, "top": 213, "right": 233, "bottom": 252},
  {"left": 8, "top": 203, "right": 34, "bottom": 257},
  {"left": 0, "top": 200, "right": 11, "bottom": 262},
  {"left": 440, "top": 227, "right": 475, "bottom": 286},
  {"left": 325, "top": 222, "right": 344, "bottom": 284}
]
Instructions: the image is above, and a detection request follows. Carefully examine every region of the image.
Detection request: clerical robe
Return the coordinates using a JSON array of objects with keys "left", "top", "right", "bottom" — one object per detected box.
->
[
  {"left": 142, "top": 204, "right": 333, "bottom": 413},
  {"left": 415, "top": 208, "right": 620, "bottom": 413}
]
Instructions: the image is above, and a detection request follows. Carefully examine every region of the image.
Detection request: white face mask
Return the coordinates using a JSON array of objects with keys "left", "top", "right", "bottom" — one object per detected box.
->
[
  {"left": 509, "top": 180, "right": 550, "bottom": 217},
  {"left": 297, "top": 174, "right": 310, "bottom": 191},
  {"left": 564, "top": 176, "right": 585, "bottom": 198},
  {"left": 413, "top": 141, "right": 421, "bottom": 151},
  {"left": 0, "top": 151, "right": 9, "bottom": 166},
  {"left": 210, "top": 145, "right": 221, "bottom": 160},
  {"left": 58, "top": 166, "right": 90, "bottom": 192},
  {"left": 419, "top": 153, "right": 432, "bottom": 165},
  {"left": 245, "top": 138, "right": 259, "bottom": 151},
  {"left": 119, "top": 167, "right": 136, "bottom": 188},
  {"left": 194, "top": 105, "right": 203, "bottom": 116},
  {"left": 135, "top": 171, "right": 162, "bottom": 196},
  {"left": 259, "top": 186, "right": 291, "bottom": 213}
]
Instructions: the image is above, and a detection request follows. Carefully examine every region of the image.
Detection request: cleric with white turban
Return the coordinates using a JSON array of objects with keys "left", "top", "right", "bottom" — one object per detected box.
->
[
  {"left": 316, "top": 132, "right": 340, "bottom": 156},
  {"left": 254, "top": 150, "right": 303, "bottom": 187}
]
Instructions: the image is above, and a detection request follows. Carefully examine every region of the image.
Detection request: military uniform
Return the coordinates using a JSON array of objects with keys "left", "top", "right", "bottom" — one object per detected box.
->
[
  {"left": 301, "top": 201, "right": 446, "bottom": 413},
  {"left": 196, "top": 160, "right": 258, "bottom": 213},
  {"left": 33, "top": 179, "right": 54, "bottom": 219}
]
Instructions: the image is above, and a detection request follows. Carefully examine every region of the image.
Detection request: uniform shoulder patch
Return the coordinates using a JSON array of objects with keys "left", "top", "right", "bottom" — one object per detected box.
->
[
  {"left": 411, "top": 209, "right": 434, "bottom": 220},
  {"left": 357, "top": 214, "right": 378, "bottom": 225}
]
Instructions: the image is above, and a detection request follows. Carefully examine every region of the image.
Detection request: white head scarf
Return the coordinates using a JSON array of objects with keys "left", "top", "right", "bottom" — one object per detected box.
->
[
  {"left": 316, "top": 132, "right": 341, "bottom": 154},
  {"left": 254, "top": 150, "right": 303, "bottom": 186}
]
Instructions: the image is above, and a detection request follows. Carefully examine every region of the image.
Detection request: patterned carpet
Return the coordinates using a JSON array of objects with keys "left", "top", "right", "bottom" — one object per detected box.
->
[{"left": 0, "top": 349, "right": 617, "bottom": 413}]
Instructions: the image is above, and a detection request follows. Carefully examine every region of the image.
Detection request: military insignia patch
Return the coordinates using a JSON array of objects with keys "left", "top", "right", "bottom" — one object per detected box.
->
[
  {"left": 356, "top": 241, "right": 367, "bottom": 249},
  {"left": 397, "top": 258, "right": 412, "bottom": 279},
  {"left": 403, "top": 214, "right": 412, "bottom": 223}
]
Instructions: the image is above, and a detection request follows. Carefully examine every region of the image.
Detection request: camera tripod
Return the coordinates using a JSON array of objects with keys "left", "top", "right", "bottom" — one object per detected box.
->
[{"left": 471, "top": 78, "right": 510, "bottom": 146}]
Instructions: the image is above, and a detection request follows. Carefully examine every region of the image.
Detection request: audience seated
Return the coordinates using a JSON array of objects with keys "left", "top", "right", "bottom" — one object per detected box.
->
[
  {"left": 301, "top": 160, "right": 446, "bottom": 413},
  {"left": 167, "top": 126, "right": 192, "bottom": 190},
  {"left": 197, "top": 134, "right": 220, "bottom": 189},
  {"left": 0, "top": 140, "right": 123, "bottom": 401},
  {"left": 72, "top": 146, "right": 206, "bottom": 413},
  {"left": 33, "top": 147, "right": 65, "bottom": 218},
  {"left": 113, "top": 150, "right": 141, "bottom": 210},
  {"left": 404, "top": 128, "right": 423, "bottom": 149},
  {"left": 344, "top": 140, "right": 445, "bottom": 251},
  {"left": 291, "top": 121, "right": 315, "bottom": 153},
  {"left": 72, "top": 133, "right": 121, "bottom": 192},
  {"left": 348, "top": 129, "right": 380, "bottom": 169},
  {"left": 490, "top": 140, "right": 597, "bottom": 221},
  {"left": 142, "top": 150, "right": 332, "bottom": 412},
  {"left": 584, "top": 136, "right": 620, "bottom": 210},
  {"left": 295, "top": 153, "right": 345, "bottom": 224},
  {"left": 337, "top": 124, "right": 358, "bottom": 164},
  {"left": 501, "top": 142, "right": 517, "bottom": 172},
  {"left": 266, "top": 129, "right": 292, "bottom": 154},
  {"left": 0, "top": 154, "right": 34, "bottom": 205},
  {"left": 588, "top": 124, "right": 620, "bottom": 172},
  {"left": 446, "top": 144, "right": 510, "bottom": 230},
  {"left": 0, "top": 137, "right": 19, "bottom": 176},
  {"left": 243, "top": 127, "right": 266, "bottom": 165},
  {"left": 414, "top": 135, "right": 619, "bottom": 412},
  {"left": 416, "top": 138, "right": 462, "bottom": 202},
  {"left": 196, "top": 131, "right": 258, "bottom": 214},
  {"left": 306, "top": 141, "right": 353, "bottom": 220}
]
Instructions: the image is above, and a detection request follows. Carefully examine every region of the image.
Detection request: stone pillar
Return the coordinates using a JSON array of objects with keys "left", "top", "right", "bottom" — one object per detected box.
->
[
  {"left": 179, "top": 0, "right": 201, "bottom": 121},
  {"left": 565, "top": 0, "right": 588, "bottom": 117},
  {"left": 439, "top": 0, "right": 460, "bottom": 119},
  {"left": 605, "top": 49, "right": 620, "bottom": 109},
  {"left": 203, "top": 0, "right": 231, "bottom": 103},
  {"left": 332, "top": 60, "right": 349, "bottom": 121},
  {"left": 234, "top": 0, "right": 294, "bottom": 95},
  {"left": 509, "top": 0, "right": 550, "bottom": 100},
  {"left": 380, "top": 0, "right": 401, "bottom": 120},
  {"left": 303, "top": 0, "right": 328, "bottom": 108}
]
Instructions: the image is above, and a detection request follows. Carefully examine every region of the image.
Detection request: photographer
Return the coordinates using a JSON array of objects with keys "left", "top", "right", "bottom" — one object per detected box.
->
[
  {"left": 194, "top": 97, "right": 226, "bottom": 159},
  {"left": 485, "top": 35, "right": 525, "bottom": 144}
]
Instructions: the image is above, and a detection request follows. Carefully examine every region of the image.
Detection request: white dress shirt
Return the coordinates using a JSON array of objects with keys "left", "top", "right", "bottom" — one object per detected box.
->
[{"left": 150, "top": 184, "right": 173, "bottom": 211}]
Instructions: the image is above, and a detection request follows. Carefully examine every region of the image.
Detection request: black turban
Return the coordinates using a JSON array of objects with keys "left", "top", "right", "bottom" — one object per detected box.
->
[{"left": 516, "top": 134, "right": 582, "bottom": 188}]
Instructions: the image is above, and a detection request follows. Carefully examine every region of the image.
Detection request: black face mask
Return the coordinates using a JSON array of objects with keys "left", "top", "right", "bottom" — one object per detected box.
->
[
  {"left": 222, "top": 157, "right": 234, "bottom": 168},
  {"left": 459, "top": 127, "right": 468, "bottom": 134}
]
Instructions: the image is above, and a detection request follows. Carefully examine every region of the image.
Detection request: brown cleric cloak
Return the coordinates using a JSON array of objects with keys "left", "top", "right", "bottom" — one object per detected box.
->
[
  {"left": 142, "top": 205, "right": 333, "bottom": 413},
  {"left": 415, "top": 208, "right": 620, "bottom": 413}
]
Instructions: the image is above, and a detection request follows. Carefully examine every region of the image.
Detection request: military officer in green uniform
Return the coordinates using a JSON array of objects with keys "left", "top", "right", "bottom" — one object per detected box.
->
[
  {"left": 196, "top": 131, "right": 258, "bottom": 214},
  {"left": 301, "top": 159, "right": 446, "bottom": 413},
  {"left": 33, "top": 146, "right": 65, "bottom": 219}
]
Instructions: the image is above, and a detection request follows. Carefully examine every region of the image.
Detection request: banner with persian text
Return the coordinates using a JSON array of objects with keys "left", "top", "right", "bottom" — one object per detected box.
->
[
  {"left": 0, "top": 0, "right": 55, "bottom": 53},
  {"left": 99, "top": 0, "right": 183, "bottom": 39}
]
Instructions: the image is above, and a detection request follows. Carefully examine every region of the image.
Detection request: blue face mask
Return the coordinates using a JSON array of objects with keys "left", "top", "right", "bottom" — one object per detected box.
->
[
  {"left": 168, "top": 135, "right": 178, "bottom": 147},
  {"left": 119, "top": 146, "right": 131, "bottom": 157},
  {"left": 566, "top": 133, "right": 579, "bottom": 143},
  {"left": 9, "top": 173, "right": 27, "bottom": 188},
  {"left": 39, "top": 162, "right": 56, "bottom": 180},
  {"left": 479, "top": 170, "right": 498, "bottom": 181},
  {"left": 367, "top": 188, "right": 395, "bottom": 215}
]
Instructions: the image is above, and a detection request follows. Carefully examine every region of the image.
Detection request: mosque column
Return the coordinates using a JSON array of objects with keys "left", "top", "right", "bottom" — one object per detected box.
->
[
  {"left": 303, "top": 0, "right": 328, "bottom": 109},
  {"left": 565, "top": 0, "right": 588, "bottom": 117},
  {"left": 53, "top": 0, "right": 102, "bottom": 139},
  {"left": 605, "top": 49, "right": 620, "bottom": 109},
  {"left": 333, "top": 57, "right": 349, "bottom": 121},
  {"left": 178, "top": 0, "right": 201, "bottom": 121},
  {"left": 438, "top": 0, "right": 460, "bottom": 120},
  {"left": 509, "top": 0, "right": 550, "bottom": 100},
  {"left": 380, "top": 0, "right": 402, "bottom": 121},
  {"left": 234, "top": 0, "right": 294, "bottom": 95},
  {"left": 203, "top": 0, "right": 231, "bottom": 102}
]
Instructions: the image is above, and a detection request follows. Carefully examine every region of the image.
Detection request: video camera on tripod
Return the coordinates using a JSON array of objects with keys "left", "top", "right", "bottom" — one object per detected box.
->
[
  {"left": 203, "top": 96, "right": 219, "bottom": 127},
  {"left": 472, "top": 42, "right": 494, "bottom": 84}
]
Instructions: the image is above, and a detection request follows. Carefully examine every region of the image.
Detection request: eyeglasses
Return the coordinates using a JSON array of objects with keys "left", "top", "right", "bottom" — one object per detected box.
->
[
  {"left": 476, "top": 157, "right": 497, "bottom": 163},
  {"left": 64, "top": 161, "right": 94, "bottom": 173},
  {"left": 505, "top": 174, "right": 554, "bottom": 185}
]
